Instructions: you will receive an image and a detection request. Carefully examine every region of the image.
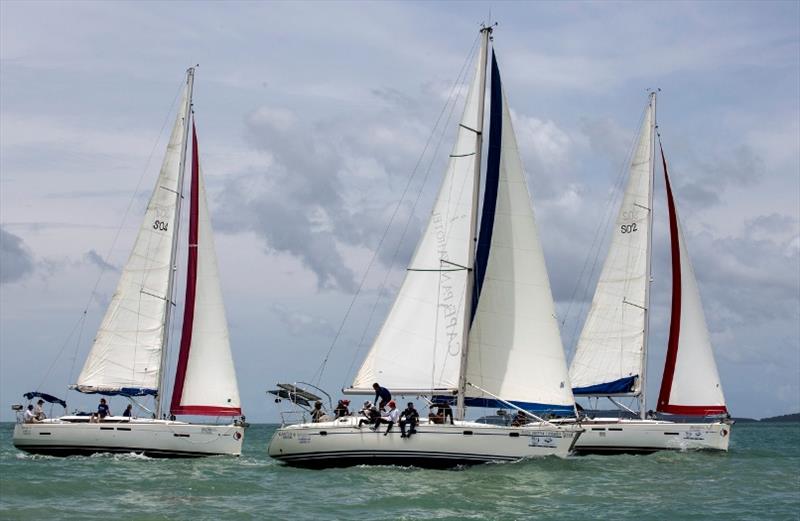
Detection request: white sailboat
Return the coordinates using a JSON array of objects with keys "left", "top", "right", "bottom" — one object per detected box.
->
[
  {"left": 268, "top": 26, "right": 583, "bottom": 468},
  {"left": 562, "top": 92, "right": 731, "bottom": 453},
  {"left": 13, "top": 68, "right": 245, "bottom": 457}
]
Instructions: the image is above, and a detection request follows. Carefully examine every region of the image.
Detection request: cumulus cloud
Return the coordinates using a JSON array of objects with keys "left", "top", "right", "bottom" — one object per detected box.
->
[{"left": 0, "top": 227, "right": 34, "bottom": 284}]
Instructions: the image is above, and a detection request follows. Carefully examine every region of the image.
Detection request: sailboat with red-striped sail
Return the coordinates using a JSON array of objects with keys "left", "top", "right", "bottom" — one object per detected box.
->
[
  {"left": 13, "top": 68, "right": 245, "bottom": 457},
  {"left": 562, "top": 92, "right": 732, "bottom": 453}
]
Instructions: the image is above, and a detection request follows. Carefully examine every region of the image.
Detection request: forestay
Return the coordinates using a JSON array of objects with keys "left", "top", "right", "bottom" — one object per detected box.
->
[
  {"left": 170, "top": 125, "right": 241, "bottom": 415},
  {"left": 465, "top": 52, "right": 574, "bottom": 413},
  {"left": 657, "top": 150, "right": 727, "bottom": 415},
  {"left": 569, "top": 100, "right": 654, "bottom": 396},
  {"left": 349, "top": 43, "right": 487, "bottom": 393},
  {"left": 74, "top": 87, "right": 189, "bottom": 396}
]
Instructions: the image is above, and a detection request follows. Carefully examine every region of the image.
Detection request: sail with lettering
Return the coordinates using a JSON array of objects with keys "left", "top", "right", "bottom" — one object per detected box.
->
[{"left": 569, "top": 99, "right": 654, "bottom": 397}]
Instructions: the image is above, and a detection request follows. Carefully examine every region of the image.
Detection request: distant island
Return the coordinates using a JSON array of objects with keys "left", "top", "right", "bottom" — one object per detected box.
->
[{"left": 760, "top": 413, "right": 800, "bottom": 423}]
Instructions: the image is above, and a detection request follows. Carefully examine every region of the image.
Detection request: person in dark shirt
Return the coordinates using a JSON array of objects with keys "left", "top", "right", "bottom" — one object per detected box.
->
[
  {"left": 372, "top": 383, "right": 391, "bottom": 411},
  {"left": 334, "top": 399, "right": 350, "bottom": 419},
  {"left": 437, "top": 401, "right": 453, "bottom": 425},
  {"left": 97, "top": 398, "right": 111, "bottom": 420},
  {"left": 399, "top": 402, "right": 419, "bottom": 438},
  {"left": 511, "top": 410, "right": 529, "bottom": 427},
  {"left": 122, "top": 404, "right": 133, "bottom": 418},
  {"left": 310, "top": 401, "right": 326, "bottom": 423}
]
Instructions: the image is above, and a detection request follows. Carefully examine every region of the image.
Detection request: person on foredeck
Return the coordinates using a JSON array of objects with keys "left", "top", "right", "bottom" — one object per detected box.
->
[
  {"left": 334, "top": 399, "right": 351, "bottom": 419},
  {"left": 122, "top": 404, "right": 133, "bottom": 418},
  {"left": 372, "top": 400, "right": 399, "bottom": 435},
  {"left": 97, "top": 398, "right": 111, "bottom": 421},
  {"left": 33, "top": 399, "right": 46, "bottom": 421},
  {"left": 23, "top": 405, "right": 38, "bottom": 423},
  {"left": 372, "top": 383, "right": 391, "bottom": 412},
  {"left": 399, "top": 402, "right": 419, "bottom": 438},
  {"left": 310, "top": 401, "right": 326, "bottom": 423}
]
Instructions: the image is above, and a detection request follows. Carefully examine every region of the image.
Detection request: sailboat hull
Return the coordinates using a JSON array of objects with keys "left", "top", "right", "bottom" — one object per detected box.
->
[
  {"left": 268, "top": 417, "right": 582, "bottom": 468},
  {"left": 553, "top": 418, "right": 731, "bottom": 454},
  {"left": 13, "top": 416, "right": 244, "bottom": 457}
]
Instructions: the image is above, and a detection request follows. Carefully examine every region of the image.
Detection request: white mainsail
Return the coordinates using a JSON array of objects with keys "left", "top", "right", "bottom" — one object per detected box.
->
[
  {"left": 465, "top": 53, "right": 574, "bottom": 411},
  {"left": 350, "top": 44, "right": 487, "bottom": 393},
  {"left": 75, "top": 87, "right": 189, "bottom": 395},
  {"left": 657, "top": 153, "right": 727, "bottom": 415},
  {"left": 170, "top": 127, "right": 241, "bottom": 415},
  {"left": 569, "top": 99, "right": 654, "bottom": 396}
]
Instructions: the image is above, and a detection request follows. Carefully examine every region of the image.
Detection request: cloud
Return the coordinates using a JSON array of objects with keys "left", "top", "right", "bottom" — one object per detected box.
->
[
  {"left": 83, "top": 249, "right": 118, "bottom": 273},
  {"left": 270, "top": 304, "right": 335, "bottom": 338},
  {"left": 0, "top": 227, "right": 34, "bottom": 284}
]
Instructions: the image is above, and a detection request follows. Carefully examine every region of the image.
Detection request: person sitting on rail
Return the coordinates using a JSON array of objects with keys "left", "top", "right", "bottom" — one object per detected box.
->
[
  {"left": 399, "top": 402, "right": 419, "bottom": 438},
  {"left": 372, "top": 400, "right": 399, "bottom": 435}
]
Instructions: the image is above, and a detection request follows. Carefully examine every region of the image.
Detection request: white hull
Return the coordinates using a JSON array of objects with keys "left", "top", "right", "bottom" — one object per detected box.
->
[
  {"left": 554, "top": 418, "right": 731, "bottom": 454},
  {"left": 13, "top": 416, "right": 244, "bottom": 457},
  {"left": 268, "top": 416, "right": 583, "bottom": 468}
]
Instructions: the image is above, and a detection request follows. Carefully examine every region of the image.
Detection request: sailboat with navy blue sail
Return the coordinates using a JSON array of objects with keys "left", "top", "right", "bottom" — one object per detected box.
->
[{"left": 267, "top": 26, "right": 583, "bottom": 468}]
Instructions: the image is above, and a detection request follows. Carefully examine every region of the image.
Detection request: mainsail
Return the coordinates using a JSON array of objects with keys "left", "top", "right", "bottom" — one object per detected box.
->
[
  {"left": 349, "top": 41, "right": 487, "bottom": 393},
  {"left": 569, "top": 98, "right": 655, "bottom": 396},
  {"left": 656, "top": 146, "right": 727, "bottom": 415},
  {"left": 465, "top": 52, "right": 574, "bottom": 413},
  {"left": 170, "top": 124, "right": 241, "bottom": 416},
  {"left": 74, "top": 87, "right": 190, "bottom": 396}
]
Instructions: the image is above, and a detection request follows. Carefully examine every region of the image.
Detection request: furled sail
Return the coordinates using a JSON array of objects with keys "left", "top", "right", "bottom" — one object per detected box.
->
[
  {"left": 170, "top": 124, "right": 241, "bottom": 416},
  {"left": 569, "top": 98, "right": 654, "bottom": 396},
  {"left": 656, "top": 147, "right": 727, "bottom": 415},
  {"left": 74, "top": 87, "right": 189, "bottom": 396},
  {"left": 349, "top": 42, "right": 487, "bottom": 393},
  {"left": 465, "top": 52, "right": 574, "bottom": 413}
]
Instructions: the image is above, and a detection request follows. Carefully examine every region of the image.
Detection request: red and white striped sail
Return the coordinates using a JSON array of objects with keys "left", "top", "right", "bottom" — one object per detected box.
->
[
  {"left": 170, "top": 124, "right": 241, "bottom": 416},
  {"left": 656, "top": 146, "right": 727, "bottom": 416}
]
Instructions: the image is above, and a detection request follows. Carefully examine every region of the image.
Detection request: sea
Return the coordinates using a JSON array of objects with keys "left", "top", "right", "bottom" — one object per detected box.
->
[{"left": 0, "top": 422, "right": 797, "bottom": 521}]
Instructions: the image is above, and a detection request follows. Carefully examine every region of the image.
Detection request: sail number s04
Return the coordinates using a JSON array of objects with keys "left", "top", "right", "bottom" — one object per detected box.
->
[
  {"left": 620, "top": 223, "right": 638, "bottom": 234},
  {"left": 153, "top": 220, "right": 169, "bottom": 232}
]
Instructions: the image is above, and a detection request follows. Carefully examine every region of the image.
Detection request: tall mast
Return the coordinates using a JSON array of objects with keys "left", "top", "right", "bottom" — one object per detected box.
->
[
  {"left": 156, "top": 67, "right": 195, "bottom": 418},
  {"left": 456, "top": 25, "right": 492, "bottom": 420},
  {"left": 639, "top": 90, "right": 657, "bottom": 419}
]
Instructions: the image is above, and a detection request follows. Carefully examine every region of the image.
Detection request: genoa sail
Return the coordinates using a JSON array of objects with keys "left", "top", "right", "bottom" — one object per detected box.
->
[
  {"left": 349, "top": 41, "right": 487, "bottom": 394},
  {"left": 465, "top": 51, "right": 574, "bottom": 413},
  {"left": 569, "top": 98, "right": 655, "bottom": 396},
  {"left": 74, "top": 86, "right": 190, "bottom": 396},
  {"left": 170, "top": 124, "right": 241, "bottom": 416},
  {"left": 656, "top": 146, "right": 727, "bottom": 416}
]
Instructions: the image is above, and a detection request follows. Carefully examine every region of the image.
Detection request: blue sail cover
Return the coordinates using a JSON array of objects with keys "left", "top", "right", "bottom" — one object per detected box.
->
[
  {"left": 23, "top": 392, "right": 67, "bottom": 408},
  {"left": 433, "top": 395, "right": 574, "bottom": 415},
  {"left": 75, "top": 387, "right": 157, "bottom": 397},
  {"left": 572, "top": 375, "right": 638, "bottom": 395}
]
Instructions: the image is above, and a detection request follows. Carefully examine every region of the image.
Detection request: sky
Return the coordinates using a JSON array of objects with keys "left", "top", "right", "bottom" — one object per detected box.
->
[{"left": 1, "top": 1, "right": 798, "bottom": 422}]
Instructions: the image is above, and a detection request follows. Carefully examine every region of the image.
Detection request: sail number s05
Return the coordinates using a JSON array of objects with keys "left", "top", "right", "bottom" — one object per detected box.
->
[
  {"left": 620, "top": 223, "right": 638, "bottom": 234},
  {"left": 153, "top": 220, "right": 169, "bottom": 232}
]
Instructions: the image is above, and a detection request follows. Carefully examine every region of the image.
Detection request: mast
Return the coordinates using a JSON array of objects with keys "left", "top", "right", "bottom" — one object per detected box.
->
[
  {"left": 639, "top": 90, "right": 657, "bottom": 419},
  {"left": 156, "top": 67, "right": 195, "bottom": 418},
  {"left": 456, "top": 25, "right": 492, "bottom": 420}
]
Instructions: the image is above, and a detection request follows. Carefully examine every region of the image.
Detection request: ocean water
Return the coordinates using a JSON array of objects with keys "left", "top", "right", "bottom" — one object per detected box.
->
[{"left": 0, "top": 422, "right": 797, "bottom": 521}]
